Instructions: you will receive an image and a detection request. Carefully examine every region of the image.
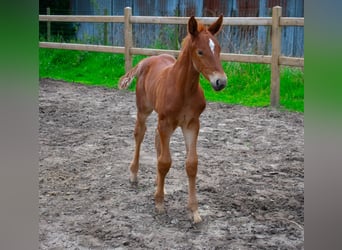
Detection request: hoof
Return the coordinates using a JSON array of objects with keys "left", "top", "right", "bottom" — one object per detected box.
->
[
  {"left": 192, "top": 210, "right": 202, "bottom": 223},
  {"left": 129, "top": 173, "right": 138, "bottom": 183},
  {"left": 155, "top": 203, "right": 165, "bottom": 214}
]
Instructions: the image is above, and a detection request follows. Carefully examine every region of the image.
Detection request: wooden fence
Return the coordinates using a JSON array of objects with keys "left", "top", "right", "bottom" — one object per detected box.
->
[{"left": 39, "top": 6, "right": 304, "bottom": 108}]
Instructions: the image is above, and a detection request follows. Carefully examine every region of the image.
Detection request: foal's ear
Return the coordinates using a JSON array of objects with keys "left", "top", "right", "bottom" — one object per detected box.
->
[
  {"left": 188, "top": 16, "right": 198, "bottom": 37},
  {"left": 208, "top": 14, "right": 223, "bottom": 36}
]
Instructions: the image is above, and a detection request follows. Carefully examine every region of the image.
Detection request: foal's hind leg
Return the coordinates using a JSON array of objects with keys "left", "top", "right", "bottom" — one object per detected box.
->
[
  {"left": 155, "top": 129, "right": 167, "bottom": 195},
  {"left": 154, "top": 129, "right": 161, "bottom": 186},
  {"left": 129, "top": 111, "right": 150, "bottom": 183}
]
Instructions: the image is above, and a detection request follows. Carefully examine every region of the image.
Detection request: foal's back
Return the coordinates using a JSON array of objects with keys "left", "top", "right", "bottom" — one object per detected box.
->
[
  {"left": 135, "top": 54, "right": 177, "bottom": 114},
  {"left": 138, "top": 54, "right": 176, "bottom": 87}
]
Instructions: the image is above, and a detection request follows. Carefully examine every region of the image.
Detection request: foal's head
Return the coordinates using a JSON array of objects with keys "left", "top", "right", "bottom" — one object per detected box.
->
[{"left": 187, "top": 15, "right": 227, "bottom": 91}]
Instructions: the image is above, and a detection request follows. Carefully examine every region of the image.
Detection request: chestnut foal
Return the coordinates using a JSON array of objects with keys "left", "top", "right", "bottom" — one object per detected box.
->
[{"left": 118, "top": 15, "right": 227, "bottom": 223}]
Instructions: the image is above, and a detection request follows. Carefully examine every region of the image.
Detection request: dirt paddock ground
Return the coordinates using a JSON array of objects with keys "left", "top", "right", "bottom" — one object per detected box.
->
[{"left": 39, "top": 79, "right": 304, "bottom": 249}]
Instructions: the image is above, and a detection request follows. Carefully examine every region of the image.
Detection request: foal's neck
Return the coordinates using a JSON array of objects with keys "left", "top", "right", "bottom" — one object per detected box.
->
[{"left": 173, "top": 39, "right": 200, "bottom": 95}]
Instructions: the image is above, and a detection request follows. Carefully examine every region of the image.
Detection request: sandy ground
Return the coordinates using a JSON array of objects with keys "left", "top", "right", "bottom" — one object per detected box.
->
[{"left": 39, "top": 79, "right": 304, "bottom": 249}]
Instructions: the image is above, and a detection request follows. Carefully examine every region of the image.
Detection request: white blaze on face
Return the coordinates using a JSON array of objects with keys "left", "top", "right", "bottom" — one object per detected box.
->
[{"left": 209, "top": 38, "right": 215, "bottom": 55}]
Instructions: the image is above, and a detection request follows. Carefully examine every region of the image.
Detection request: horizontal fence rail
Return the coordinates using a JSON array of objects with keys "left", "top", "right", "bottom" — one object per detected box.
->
[
  {"left": 39, "top": 15, "right": 125, "bottom": 23},
  {"left": 39, "top": 6, "right": 304, "bottom": 108},
  {"left": 39, "top": 14, "right": 303, "bottom": 26},
  {"left": 39, "top": 42, "right": 125, "bottom": 54}
]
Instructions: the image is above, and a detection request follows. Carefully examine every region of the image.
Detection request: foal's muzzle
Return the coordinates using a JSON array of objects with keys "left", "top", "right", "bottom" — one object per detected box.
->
[{"left": 210, "top": 73, "right": 227, "bottom": 91}]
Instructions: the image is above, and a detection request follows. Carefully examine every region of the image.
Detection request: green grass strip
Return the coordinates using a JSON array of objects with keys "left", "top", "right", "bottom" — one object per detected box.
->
[{"left": 39, "top": 48, "right": 303, "bottom": 112}]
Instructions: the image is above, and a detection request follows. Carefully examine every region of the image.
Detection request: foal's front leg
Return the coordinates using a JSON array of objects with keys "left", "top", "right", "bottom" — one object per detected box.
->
[
  {"left": 182, "top": 119, "right": 202, "bottom": 223},
  {"left": 154, "top": 118, "right": 173, "bottom": 213}
]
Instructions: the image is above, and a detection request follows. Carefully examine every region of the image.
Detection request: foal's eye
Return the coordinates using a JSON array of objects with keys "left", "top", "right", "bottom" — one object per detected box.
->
[{"left": 197, "top": 50, "right": 203, "bottom": 56}]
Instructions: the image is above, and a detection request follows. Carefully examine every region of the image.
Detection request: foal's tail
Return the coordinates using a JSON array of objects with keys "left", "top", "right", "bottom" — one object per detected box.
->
[{"left": 118, "top": 63, "right": 142, "bottom": 90}]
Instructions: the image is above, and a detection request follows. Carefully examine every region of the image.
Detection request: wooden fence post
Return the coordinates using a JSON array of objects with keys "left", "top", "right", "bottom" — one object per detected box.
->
[
  {"left": 271, "top": 6, "right": 282, "bottom": 108},
  {"left": 103, "top": 8, "right": 108, "bottom": 45},
  {"left": 47, "top": 7, "right": 51, "bottom": 42},
  {"left": 124, "top": 7, "right": 133, "bottom": 72}
]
